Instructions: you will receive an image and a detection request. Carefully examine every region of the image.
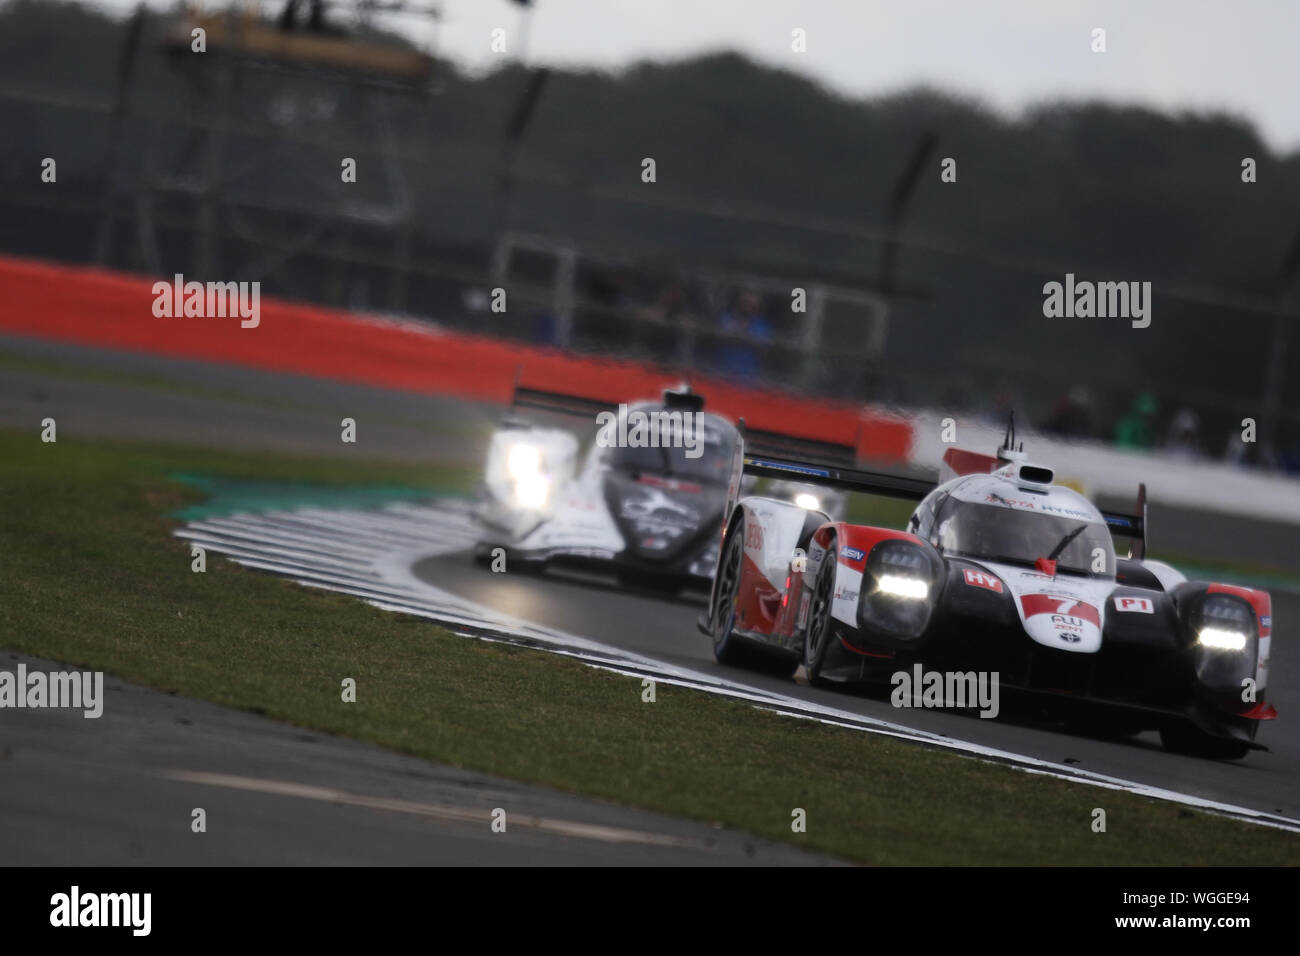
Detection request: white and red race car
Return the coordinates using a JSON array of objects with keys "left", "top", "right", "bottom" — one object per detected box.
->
[{"left": 703, "top": 419, "right": 1278, "bottom": 759}]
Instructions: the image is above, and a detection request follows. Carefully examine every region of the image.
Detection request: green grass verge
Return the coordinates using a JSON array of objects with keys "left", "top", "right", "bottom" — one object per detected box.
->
[
  {"left": 2, "top": 429, "right": 1296, "bottom": 865},
  {"left": 845, "top": 490, "right": 918, "bottom": 530}
]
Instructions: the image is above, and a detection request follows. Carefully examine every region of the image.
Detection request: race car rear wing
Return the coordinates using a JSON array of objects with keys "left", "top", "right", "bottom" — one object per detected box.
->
[
  {"left": 509, "top": 383, "right": 709, "bottom": 419},
  {"left": 1102, "top": 482, "right": 1147, "bottom": 559},
  {"left": 510, "top": 385, "right": 615, "bottom": 420},
  {"left": 744, "top": 450, "right": 1150, "bottom": 557},
  {"left": 1100, "top": 511, "right": 1145, "bottom": 541},
  {"left": 740, "top": 425, "right": 858, "bottom": 469},
  {"left": 508, "top": 383, "right": 861, "bottom": 465},
  {"left": 742, "top": 452, "right": 934, "bottom": 500}
]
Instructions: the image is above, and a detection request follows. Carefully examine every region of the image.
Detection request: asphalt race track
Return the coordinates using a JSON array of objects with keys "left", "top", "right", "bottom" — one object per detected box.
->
[{"left": 0, "top": 652, "right": 836, "bottom": 865}]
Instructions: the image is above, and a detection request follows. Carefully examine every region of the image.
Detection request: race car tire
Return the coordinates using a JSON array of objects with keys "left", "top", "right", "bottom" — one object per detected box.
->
[
  {"left": 802, "top": 538, "right": 837, "bottom": 688},
  {"left": 710, "top": 514, "right": 751, "bottom": 667},
  {"left": 1158, "top": 722, "right": 1253, "bottom": 761}
]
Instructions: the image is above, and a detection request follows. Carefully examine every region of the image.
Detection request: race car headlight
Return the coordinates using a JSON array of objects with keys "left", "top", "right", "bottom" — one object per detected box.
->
[
  {"left": 512, "top": 471, "right": 551, "bottom": 510},
  {"left": 507, "top": 442, "right": 543, "bottom": 480},
  {"left": 859, "top": 542, "right": 941, "bottom": 642},
  {"left": 877, "top": 573, "right": 929, "bottom": 600},
  {"left": 794, "top": 492, "right": 821, "bottom": 511},
  {"left": 1189, "top": 594, "right": 1258, "bottom": 692},
  {"left": 1197, "top": 627, "right": 1248, "bottom": 651}
]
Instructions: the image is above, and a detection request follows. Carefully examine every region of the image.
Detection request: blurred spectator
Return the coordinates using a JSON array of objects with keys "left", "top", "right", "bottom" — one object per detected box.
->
[
  {"left": 1165, "top": 408, "right": 1203, "bottom": 459},
  {"left": 1043, "top": 386, "right": 1094, "bottom": 438},
  {"left": 717, "top": 291, "right": 772, "bottom": 379},
  {"left": 1114, "top": 393, "right": 1158, "bottom": 449},
  {"left": 640, "top": 282, "right": 689, "bottom": 324}
]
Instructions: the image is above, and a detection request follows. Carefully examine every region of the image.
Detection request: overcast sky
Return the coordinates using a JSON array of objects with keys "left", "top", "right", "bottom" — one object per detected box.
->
[{"left": 86, "top": 0, "right": 1300, "bottom": 152}]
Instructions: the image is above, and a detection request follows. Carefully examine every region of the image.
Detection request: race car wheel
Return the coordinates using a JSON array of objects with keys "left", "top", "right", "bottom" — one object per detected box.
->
[
  {"left": 710, "top": 516, "right": 749, "bottom": 667},
  {"left": 1159, "top": 722, "right": 1253, "bottom": 761},
  {"left": 803, "top": 540, "right": 837, "bottom": 688}
]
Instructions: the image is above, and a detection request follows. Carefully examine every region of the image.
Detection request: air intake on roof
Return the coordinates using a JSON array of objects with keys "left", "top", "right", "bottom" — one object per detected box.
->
[{"left": 1018, "top": 464, "right": 1054, "bottom": 486}]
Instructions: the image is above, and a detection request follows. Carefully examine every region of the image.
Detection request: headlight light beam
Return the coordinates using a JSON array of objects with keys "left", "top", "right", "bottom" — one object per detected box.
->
[
  {"left": 1197, "top": 627, "right": 1248, "bottom": 651},
  {"left": 513, "top": 472, "right": 551, "bottom": 510},
  {"left": 876, "top": 574, "right": 929, "bottom": 600},
  {"left": 507, "top": 443, "right": 544, "bottom": 480}
]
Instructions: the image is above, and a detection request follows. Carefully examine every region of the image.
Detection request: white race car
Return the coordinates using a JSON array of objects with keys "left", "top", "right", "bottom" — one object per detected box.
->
[
  {"left": 705, "top": 417, "right": 1278, "bottom": 759},
  {"left": 473, "top": 386, "right": 740, "bottom": 590},
  {"left": 473, "top": 385, "right": 859, "bottom": 592}
]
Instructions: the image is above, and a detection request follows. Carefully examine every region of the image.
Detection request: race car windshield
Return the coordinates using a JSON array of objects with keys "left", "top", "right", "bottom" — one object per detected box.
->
[
  {"left": 605, "top": 429, "right": 735, "bottom": 483},
  {"left": 937, "top": 500, "right": 1114, "bottom": 577}
]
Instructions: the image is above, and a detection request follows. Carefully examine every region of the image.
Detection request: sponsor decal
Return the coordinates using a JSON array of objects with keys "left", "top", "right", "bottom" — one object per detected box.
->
[
  {"left": 840, "top": 546, "right": 866, "bottom": 562},
  {"left": 1020, "top": 594, "right": 1100, "bottom": 627},
  {"left": 620, "top": 489, "right": 698, "bottom": 523},
  {"left": 744, "top": 521, "right": 764, "bottom": 549},
  {"left": 962, "top": 568, "right": 1004, "bottom": 593},
  {"left": 795, "top": 595, "right": 811, "bottom": 629},
  {"left": 1051, "top": 614, "right": 1085, "bottom": 642},
  {"left": 636, "top": 474, "right": 702, "bottom": 493},
  {"left": 1040, "top": 503, "right": 1094, "bottom": 520},
  {"left": 1113, "top": 596, "right": 1154, "bottom": 614},
  {"left": 985, "top": 493, "right": 1036, "bottom": 510}
]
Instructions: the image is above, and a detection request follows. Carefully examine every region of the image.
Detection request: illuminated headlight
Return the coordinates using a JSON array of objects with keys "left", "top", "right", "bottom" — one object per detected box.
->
[
  {"left": 507, "top": 443, "right": 543, "bottom": 480},
  {"left": 1197, "top": 627, "right": 1248, "bottom": 651},
  {"left": 1190, "top": 594, "right": 1257, "bottom": 691},
  {"left": 877, "top": 574, "right": 929, "bottom": 600},
  {"left": 859, "top": 542, "right": 940, "bottom": 643},
  {"left": 513, "top": 472, "right": 551, "bottom": 510},
  {"left": 794, "top": 492, "right": 821, "bottom": 511}
]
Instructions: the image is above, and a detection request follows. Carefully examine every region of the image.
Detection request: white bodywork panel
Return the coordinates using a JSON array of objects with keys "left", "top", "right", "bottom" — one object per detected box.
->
[
  {"left": 481, "top": 427, "right": 625, "bottom": 556},
  {"left": 831, "top": 563, "right": 864, "bottom": 628},
  {"left": 977, "top": 560, "right": 1111, "bottom": 653},
  {"left": 516, "top": 460, "right": 625, "bottom": 556},
  {"left": 740, "top": 497, "right": 815, "bottom": 587}
]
